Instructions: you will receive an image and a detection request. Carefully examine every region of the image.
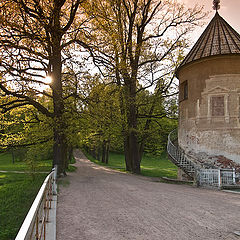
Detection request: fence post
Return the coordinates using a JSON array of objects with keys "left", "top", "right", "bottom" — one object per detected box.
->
[
  {"left": 53, "top": 165, "right": 58, "bottom": 195},
  {"left": 233, "top": 168, "right": 236, "bottom": 184},
  {"left": 218, "top": 169, "right": 221, "bottom": 189},
  {"left": 194, "top": 169, "right": 200, "bottom": 187}
]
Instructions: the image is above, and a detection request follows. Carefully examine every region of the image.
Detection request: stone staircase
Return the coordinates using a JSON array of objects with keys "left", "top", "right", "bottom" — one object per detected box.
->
[{"left": 167, "top": 129, "right": 200, "bottom": 179}]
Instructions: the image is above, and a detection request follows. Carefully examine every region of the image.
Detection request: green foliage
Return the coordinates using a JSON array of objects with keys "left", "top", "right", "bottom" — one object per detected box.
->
[
  {"left": 137, "top": 90, "right": 178, "bottom": 155},
  {"left": 82, "top": 0, "right": 205, "bottom": 173},
  {"left": 0, "top": 102, "right": 53, "bottom": 151},
  {"left": 142, "top": 117, "right": 178, "bottom": 155},
  {"left": 25, "top": 148, "right": 39, "bottom": 176},
  {"left": 79, "top": 78, "right": 124, "bottom": 153},
  {"left": 66, "top": 165, "right": 77, "bottom": 172},
  {"left": 69, "top": 156, "right": 76, "bottom": 164},
  {"left": 80, "top": 76, "right": 178, "bottom": 157},
  {"left": 25, "top": 143, "right": 53, "bottom": 173}
]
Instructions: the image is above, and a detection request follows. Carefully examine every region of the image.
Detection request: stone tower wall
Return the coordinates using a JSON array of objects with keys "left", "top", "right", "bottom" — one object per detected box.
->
[{"left": 178, "top": 55, "right": 240, "bottom": 163}]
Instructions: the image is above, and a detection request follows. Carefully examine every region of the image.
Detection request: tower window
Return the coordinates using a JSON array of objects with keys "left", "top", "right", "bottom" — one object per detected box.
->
[
  {"left": 179, "top": 80, "right": 188, "bottom": 102},
  {"left": 211, "top": 96, "right": 224, "bottom": 116}
]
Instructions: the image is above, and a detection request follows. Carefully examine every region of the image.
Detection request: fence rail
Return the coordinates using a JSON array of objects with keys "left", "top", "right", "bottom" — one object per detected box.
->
[
  {"left": 15, "top": 167, "right": 57, "bottom": 240},
  {"left": 197, "top": 168, "right": 236, "bottom": 188}
]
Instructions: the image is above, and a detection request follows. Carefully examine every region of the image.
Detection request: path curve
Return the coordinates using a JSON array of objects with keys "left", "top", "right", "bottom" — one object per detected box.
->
[{"left": 57, "top": 150, "right": 240, "bottom": 240}]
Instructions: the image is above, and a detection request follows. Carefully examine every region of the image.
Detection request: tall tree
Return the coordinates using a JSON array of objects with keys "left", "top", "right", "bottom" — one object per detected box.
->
[
  {"left": 0, "top": 0, "right": 87, "bottom": 174},
  {"left": 77, "top": 75, "right": 123, "bottom": 161},
  {"left": 84, "top": 0, "right": 206, "bottom": 173}
]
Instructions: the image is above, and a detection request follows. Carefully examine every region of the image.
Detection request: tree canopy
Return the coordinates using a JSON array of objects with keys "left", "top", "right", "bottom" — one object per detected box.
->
[
  {"left": 82, "top": 0, "right": 205, "bottom": 173},
  {"left": 0, "top": 0, "right": 206, "bottom": 175}
]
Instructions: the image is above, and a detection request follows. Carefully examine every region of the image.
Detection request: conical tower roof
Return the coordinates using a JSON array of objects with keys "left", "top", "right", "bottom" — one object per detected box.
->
[{"left": 177, "top": 12, "right": 240, "bottom": 75}]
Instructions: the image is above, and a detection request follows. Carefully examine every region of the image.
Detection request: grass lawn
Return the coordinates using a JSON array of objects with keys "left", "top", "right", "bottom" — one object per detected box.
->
[
  {"left": 0, "top": 172, "right": 47, "bottom": 240},
  {"left": 141, "top": 152, "right": 178, "bottom": 179},
  {"left": 0, "top": 152, "right": 77, "bottom": 240},
  {"left": 0, "top": 152, "right": 52, "bottom": 172},
  {"left": 85, "top": 151, "right": 178, "bottom": 179},
  {"left": 0, "top": 152, "right": 53, "bottom": 240}
]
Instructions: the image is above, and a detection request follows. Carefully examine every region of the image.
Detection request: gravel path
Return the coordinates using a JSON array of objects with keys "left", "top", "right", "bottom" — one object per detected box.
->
[{"left": 57, "top": 150, "right": 240, "bottom": 240}]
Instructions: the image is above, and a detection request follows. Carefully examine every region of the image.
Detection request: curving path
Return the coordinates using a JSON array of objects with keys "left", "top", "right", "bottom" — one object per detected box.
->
[{"left": 57, "top": 150, "right": 240, "bottom": 240}]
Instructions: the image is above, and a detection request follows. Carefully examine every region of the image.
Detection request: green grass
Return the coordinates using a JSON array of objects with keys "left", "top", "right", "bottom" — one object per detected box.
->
[
  {"left": 66, "top": 165, "right": 77, "bottom": 172},
  {"left": 0, "top": 152, "right": 52, "bottom": 239},
  {"left": 85, "top": 151, "right": 178, "bottom": 179},
  {"left": 0, "top": 153, "right": 28, "bottom": 171},
  {"left": 0, "top": 172, "right": 47, "bottom": 240},
  {"left": 0, "top": 151, "right": 77, "bottom": 239},
  {"left": 0, "top": 152, "right": 52, "bottom": 172},
  {"left": 69, "top": 156, "right": 76, "bottom": 164},
  {"left": 66, "top": 156, "right": 77, "bottom": 172},
  {"left": 141, "top": 152, "right": 178, "bottom": 179}
]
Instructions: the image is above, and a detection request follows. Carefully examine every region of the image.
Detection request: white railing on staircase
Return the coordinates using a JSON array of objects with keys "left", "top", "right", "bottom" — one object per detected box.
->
[
  {"left": 15, "top": 166, "right": 57, "bottom": 240},
  {"left": 167, "top": 129, "right": 197, "bottom": 177}
]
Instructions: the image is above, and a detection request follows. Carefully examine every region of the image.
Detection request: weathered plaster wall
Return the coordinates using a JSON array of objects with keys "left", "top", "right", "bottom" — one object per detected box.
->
[
  {"left": 178, "top": 55, "right": 240, "bottom": 164},
  {"left": 179, "top": 125, "right": 240, "bottom": 163}
]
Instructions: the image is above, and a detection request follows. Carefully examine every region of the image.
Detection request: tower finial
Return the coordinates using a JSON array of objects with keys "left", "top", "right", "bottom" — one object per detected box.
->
[{"left": 213, "top": 0, "right": 220, "bottom": 11}]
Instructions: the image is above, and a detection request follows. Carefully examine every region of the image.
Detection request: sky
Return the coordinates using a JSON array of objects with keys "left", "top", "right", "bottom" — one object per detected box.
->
[{"left": 181, "top": 0, "right": 240, "bottom": 40}]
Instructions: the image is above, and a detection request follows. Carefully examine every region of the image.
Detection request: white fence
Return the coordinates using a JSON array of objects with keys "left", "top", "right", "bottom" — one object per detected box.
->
[
  {"left": 15, "top": 167, "right": 57, "bottom": 240},
  {"left": 197, "top": 168, "right": 236, "bottom": 188}
]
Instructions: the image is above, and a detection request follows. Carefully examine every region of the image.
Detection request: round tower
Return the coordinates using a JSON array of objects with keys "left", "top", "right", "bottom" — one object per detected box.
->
[{"left": 176, "top": 7, "right": 240, "bottom": 165}]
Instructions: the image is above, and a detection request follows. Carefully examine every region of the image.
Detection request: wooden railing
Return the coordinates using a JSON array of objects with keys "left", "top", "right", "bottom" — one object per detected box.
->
[{"left": 15, "top": 167, "right": 57, "bottom": 240}]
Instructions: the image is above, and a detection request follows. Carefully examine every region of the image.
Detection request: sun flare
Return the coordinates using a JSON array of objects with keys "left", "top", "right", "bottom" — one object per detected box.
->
[{"left": 45, "top": 76, "right": 52, "bottom": 84}]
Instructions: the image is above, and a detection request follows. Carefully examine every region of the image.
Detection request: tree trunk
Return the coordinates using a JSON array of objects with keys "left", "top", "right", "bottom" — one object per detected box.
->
[
  {"left": 53, "top": 128, "right": 67, "bottom": 175},
  {"left": 97, "top": 145, "right": 101, "bottom": 161},
  {"left": 115, "top": 71, "right": 132, "bottom": 171},
  {"left": 125, "top": 80, "right": 141, "bottom": 174},
  {"left": 92, "top": 145, "right": 96, "bottom": 159},
  {"left": 63, "top": 143, "right": 68, "bottom": 172},
  {"left": 128, "top": 131, "right": 140, "bottom": 174},
  {"left": 101, "top": 140, "right": 106, "bottom": 163},
  {"left": 90, "top": 148, "right": 93, "bottom": 157},
  {"left": 68, "top": 146, "right": 73, "bottom": 164},
  {"left": 124, "top": 136, "right": 132, "bottom": 171},
  {"left": 105, "top": 140, "right": 110, "bottom": 164},
  {"left": 51, "top": 10, "right": 67, "bottom": 176},
  {"left": 85, "top": 145, "right": 89, "bottom": 154}
]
